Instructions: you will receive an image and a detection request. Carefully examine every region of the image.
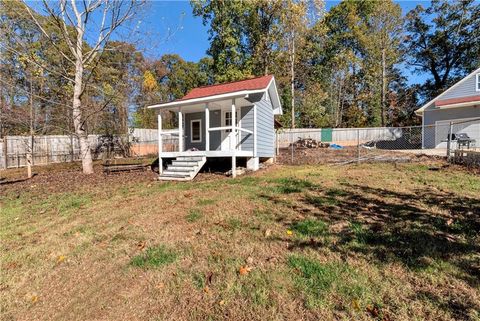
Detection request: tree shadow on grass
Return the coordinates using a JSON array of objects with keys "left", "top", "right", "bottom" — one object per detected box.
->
[
  {"left": 284, "top": 184, "right": 480, "bottom": 319},
  {"left": 305, "top": 184, "right": 479, "bottom": 273},
  {"left": 269, "top": 182, "right": 480, "bottom": 317}
]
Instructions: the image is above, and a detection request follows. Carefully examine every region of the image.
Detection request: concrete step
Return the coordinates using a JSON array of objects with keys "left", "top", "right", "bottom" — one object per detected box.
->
[
  {"left": 171, "top": 160, "right": 200, "bottom": 166},
  {"left": 158, "top": 175, "right": 191, "bottom": 181},
  {"left": 176, "top": 156, "right": 205, "bottom": 161},
  {"left": 163, "top": 170, "right": 192, "bottom": 177},
  {"left": 167, "top": 166, "right": 196, "bottom": 172}
]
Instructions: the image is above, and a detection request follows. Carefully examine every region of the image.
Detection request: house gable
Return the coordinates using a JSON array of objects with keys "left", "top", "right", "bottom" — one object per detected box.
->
[{"left": 416, "top": 67, "right": 480, "bottom": 114}]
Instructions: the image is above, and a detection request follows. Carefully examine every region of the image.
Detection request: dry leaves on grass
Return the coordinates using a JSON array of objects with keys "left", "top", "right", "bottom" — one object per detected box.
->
[
  {"left": 136, "top": 241, "right": 146, "bottom": 251},
  {"left": 239, "top": 266, "right": 252, "bottom": 276}
]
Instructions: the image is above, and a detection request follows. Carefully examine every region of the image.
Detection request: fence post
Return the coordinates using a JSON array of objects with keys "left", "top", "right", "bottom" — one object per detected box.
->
[
  {"left": 2, "top": 137, "right": 7, "bottom": 169},
  {"left": 356, "top": 129, "right": 360, "bottom": 164},
  {"left": 70, "top": 135, "right": 74, "bottom": 162},
  {"left": 290, "top": 131, "right": 294, "bottom": 164},
  {"left": 446, "top": 121, "right": 453, "bottom": 159},
  {"left": 46, "top": 137, "right": 50, "bottom": 164}
]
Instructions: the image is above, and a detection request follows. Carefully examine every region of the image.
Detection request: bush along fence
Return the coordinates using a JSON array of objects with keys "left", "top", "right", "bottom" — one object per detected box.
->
[{"left": 0, "top": 128, "right": 178, "bottom": 170}]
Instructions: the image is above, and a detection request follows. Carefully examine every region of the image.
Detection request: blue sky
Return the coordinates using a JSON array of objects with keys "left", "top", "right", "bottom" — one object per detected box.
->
[
  {"left": 139, "top": 1, "right": 429, "bottom": 85},
  {"left": 29, "top": 0, "right": 430, "bottom": 85}
]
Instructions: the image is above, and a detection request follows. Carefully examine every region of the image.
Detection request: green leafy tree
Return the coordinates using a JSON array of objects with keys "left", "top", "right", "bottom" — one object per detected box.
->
[
  {"left": 192, "top": 0, "right": 253, "bottom": 82},
  {"left": 405, "top": 0, "right": 480, "bottom": 100}
]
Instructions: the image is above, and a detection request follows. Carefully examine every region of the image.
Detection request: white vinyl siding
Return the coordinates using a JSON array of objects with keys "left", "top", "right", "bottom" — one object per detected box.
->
[
  {"left": 240, "top": 106, "right": 254, "bottom": 152},
  {"left": 442, "top": 72, "right": 479, "bottom": 100},
  {"left": 476, "top": 74, "right": 480, "bottom": 92},
  {"left": 256, "top": 93, "right": 275, "bottom": 157}
]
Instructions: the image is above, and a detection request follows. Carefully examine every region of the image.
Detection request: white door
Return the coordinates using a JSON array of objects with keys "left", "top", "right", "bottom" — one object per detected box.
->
[{"left": 221, "top": 110, "right": 240, "bottom": 151}]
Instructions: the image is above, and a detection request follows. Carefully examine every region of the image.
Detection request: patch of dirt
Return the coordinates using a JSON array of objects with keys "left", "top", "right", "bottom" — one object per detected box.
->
[
  {"left": 0, "top": 160, "right": 158, "bottom": 196},
  {"left": 276, "top": 146, "right": 450, "bottom": 166}
]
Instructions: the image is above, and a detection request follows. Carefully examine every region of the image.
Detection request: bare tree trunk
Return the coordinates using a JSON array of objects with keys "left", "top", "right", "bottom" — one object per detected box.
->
[
  {"left": 27, "top": 72, "right": 33, "bottom": 178},
  {"left": 380, "top": 48, "right": 386, "bottom": 127},
  {"left": 73, "top": 57, "right": 93, "bottom": 174},
  {"left": 290, "top": 35, "right": 295, "bottom": 129}
]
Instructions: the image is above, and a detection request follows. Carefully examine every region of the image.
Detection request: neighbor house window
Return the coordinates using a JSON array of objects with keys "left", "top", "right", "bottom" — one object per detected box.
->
[
  {"left": 476, "top": 73, "right": 480, "bottom": 91},
  {"left": 190, "top": 119, "right": 201, "bottom": 143}
]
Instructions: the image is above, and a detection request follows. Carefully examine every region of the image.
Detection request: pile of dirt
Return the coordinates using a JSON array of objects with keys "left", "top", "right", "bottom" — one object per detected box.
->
[{"left": 292, "top": 137, "right": 330, "bottom": 149}]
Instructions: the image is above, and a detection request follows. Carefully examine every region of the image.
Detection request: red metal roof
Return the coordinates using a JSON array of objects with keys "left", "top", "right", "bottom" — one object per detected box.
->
[
  {"left": 435, "top": 95, "right": 480, "bottom": 107},
  {"left": 178, "top": 75, "right": 274, "bottom": 101}
]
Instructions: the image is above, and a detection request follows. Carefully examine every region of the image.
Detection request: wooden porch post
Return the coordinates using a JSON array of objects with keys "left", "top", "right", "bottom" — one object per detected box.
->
[
  {"left": 157, "top": 113, "right": 163, "bottom": 175},
  {"left": 231, "top": 99, "right": 236, "bottom": 178},
  {"left": 178, "top": 108, "right": 184, "bottom": 152},
  {"left": 253, "top": 104, "right": 257, "bottom": 157},
  {"left": 205, "top": 103, "right": 210, "bottom": 151}
]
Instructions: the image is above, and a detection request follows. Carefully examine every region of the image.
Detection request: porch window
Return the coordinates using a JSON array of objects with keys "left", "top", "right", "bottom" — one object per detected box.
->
[
  {"left": 224, "top": 111, "right": 238, "bottom": 133},
  {"left": 190, "top": 119, "right": 202, "bottom": 143},
  {"left": 476, "top": 73, "right": 480, "bottom": 91}
]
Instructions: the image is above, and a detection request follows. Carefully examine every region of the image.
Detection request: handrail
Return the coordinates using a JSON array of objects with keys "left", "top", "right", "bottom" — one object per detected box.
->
[{"left": 208, "top": 126, "right": 253, "bottom": 134}]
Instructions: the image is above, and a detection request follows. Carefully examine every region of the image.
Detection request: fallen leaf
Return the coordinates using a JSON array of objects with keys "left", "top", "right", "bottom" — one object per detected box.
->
[
  {"left": 239, "top": 266, "right": 252, "bottom": 276},
  {"left": 219, "top": 300, "right": 225, "bottom": 305},
  {"left": 366, "top": 304, "right": 379, "bottom": 318},
  {"left": 31, "top": 295, "right": 38, "bottom": 303},
  {"left": 137, "top": 241, "right": 146, "bottom": 251},
  {"left": 204, "top": 286, "right": 210, "bottom": 293},
  {"left": 286, "top": 230, "right": 293, "bottom": 235},
  {"left": 352, "top": 299, "right": 360, "bottom": 311},
  {"left": 57, "top": 255, "right": 65, "bottom": 263},
  {"left": 446, "top": 218, "right": 454, "bottom": 226},
  {"left": 206, "top": 272, "right": 214, "bottom": 285},
  {"left": 264, "top": 229, "right": 272, "bottom": 237}
]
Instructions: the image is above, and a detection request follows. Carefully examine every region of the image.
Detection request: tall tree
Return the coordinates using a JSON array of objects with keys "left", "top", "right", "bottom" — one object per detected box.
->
[
  {"left": 192, "top": 0, "right": 253, "bottom": 83},
  {"left": 22, "top": 0, "right": 142, "bottom": 174},
  {"left": 405, "top": 0, "right": 480, "bottom": 101},
  {"left": 362, "top": 0, "right": 403, "bottom": 126}
]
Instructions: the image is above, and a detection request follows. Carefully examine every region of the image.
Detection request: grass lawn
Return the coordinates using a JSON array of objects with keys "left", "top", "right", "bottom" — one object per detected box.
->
[{"left": 1, "top": 162, "right": 479, "bottom": 321}]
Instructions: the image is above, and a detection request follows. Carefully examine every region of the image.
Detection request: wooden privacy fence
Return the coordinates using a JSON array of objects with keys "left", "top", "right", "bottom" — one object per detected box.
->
[{"left": 0, "top": 128, "right": 178, "bottom": 170}]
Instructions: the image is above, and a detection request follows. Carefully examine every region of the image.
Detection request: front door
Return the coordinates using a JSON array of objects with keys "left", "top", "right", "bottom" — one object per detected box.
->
[{"left": 221, "top": 109, "right": 240, "bottom": 151}]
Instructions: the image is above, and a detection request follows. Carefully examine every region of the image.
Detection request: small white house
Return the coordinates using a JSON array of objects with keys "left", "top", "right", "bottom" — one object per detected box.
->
[
  {"left": 147, "top": 75, "right": 282, "bottom": 180},
  {"left": 416, "top": 67, "right": 480, "bottom": 148}
]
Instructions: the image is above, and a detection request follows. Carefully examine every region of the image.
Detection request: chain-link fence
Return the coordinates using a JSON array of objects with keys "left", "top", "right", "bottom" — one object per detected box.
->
[
  {"left": 276, "top": 121, "right": 479, "bottom": 165},
  {"left": 446, "top": 118, "right": 480, "bottom": 167}
]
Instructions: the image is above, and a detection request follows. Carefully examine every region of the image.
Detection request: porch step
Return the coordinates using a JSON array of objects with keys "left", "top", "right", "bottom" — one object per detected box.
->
[
  {"left": 176, "top": 156, "right": 205, "bottom": 161},
  {"left": 159, "top": 156, "right": 207, "bottom": 181},
  {"left": 167, "top": 166, "right": 196, "bottom": 172},
  {"left": 171, "top": 160, "right": 201, "bottom": 166},
  {"left": 163, "top": 170, "right": 192, "bottom": 176}
]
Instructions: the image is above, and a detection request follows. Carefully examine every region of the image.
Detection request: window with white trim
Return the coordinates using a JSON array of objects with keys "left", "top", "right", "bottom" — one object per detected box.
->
[
  {"left": 190, "top": 119, "right": 202, "bottom": 143},
  {"left": 224, "top": 111, "right": 238, "bottom": 133},
  {"left": 476, "top": 73, "right": 480, "bottom": 91}
]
